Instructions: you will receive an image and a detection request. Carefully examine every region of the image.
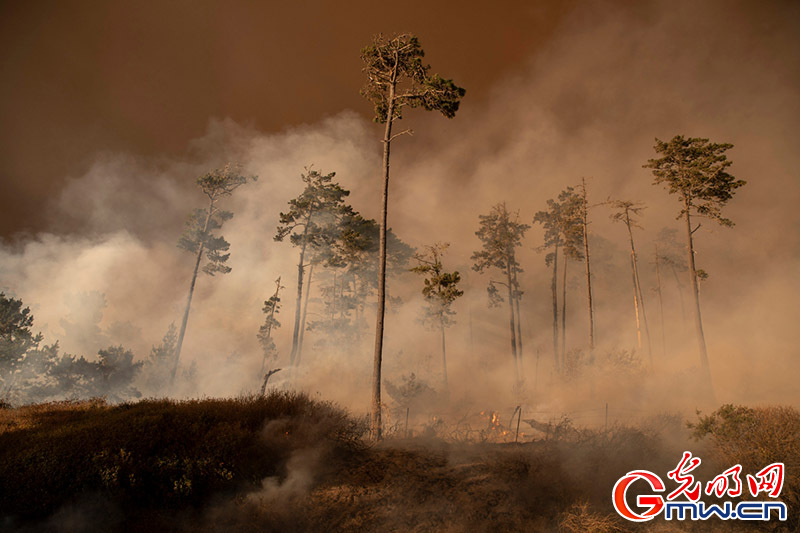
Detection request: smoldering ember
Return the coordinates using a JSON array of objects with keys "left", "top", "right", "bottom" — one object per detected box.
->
[{"left": 0, "top": 1, "right": 798, "bottom": 532}]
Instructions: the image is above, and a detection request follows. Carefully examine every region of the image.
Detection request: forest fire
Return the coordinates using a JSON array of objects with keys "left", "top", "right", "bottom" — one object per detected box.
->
[
  {"left": 1, "top": 0, "right": 799, "bottom": 531},
  {"left": 479, "top": 410, "right": 511, "bottom": 441}
]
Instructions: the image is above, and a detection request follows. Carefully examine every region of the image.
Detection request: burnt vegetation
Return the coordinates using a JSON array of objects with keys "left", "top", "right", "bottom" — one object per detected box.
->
[{"left": 1, "top": 397, "right": 797, "bottom": 531}]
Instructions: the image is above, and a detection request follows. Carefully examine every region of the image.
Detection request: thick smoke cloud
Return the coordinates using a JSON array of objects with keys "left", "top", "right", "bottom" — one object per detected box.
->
[{"left": 1, "top": 0, "right": 798, "bottom": 416}]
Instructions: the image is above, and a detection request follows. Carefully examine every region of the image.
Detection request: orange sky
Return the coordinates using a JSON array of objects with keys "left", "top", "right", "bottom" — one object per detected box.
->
[{"left": 0, "top": 0, "right": 576, "bottom": 237}]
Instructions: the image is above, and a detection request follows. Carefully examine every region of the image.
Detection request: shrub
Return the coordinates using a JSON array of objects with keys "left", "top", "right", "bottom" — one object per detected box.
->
[
  {"left": 558, "top": 502, "right": 627, "bottom": 532},
  {"left": 690, "top": 404, "right": 800, "bottom": 529},
  {"left": 0, "top": 391, "right": 364, "bottom": 525}
]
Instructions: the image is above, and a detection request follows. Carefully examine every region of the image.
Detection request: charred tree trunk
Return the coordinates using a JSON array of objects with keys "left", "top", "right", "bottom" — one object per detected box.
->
[
  {"left": 260, "top": 277, "right": 282, "bottom": 376},
  {"left": 289, "top": 217, "right": 312, "bottom": 367},
  {"left": 354, "top": 275, "right": 363, "bottom": 342},
  {"left": 672, "top": 266, "right": 687, "bottom": 322},
  {"left": 440, "top": 316, "right": 448, "bottom": 390},
  {"left": 171, "top": 199, "right": 213, "bottom": 385},
  {"left": 371, "top": 70, "right": 396, "bottom": 440},
  {"left": 684, "top": 199, "right": 713, "bottom": 392},
  {"left": 551, "top": 242, "right": 560, "bottom": 371},
  {"left": 512, "top": 268, "right": 524, "bottom": 367},
  {"left": 506, "top": 265, "right": 520, "bottom": 384},
  {"left": 260, "top": 368, "right": 282, "bottom": 396},
  {"left": 580, "top": 178, "right": 595, "bottom": 352},
  {"left": 630, "top": 251, "right": 643, "bottom": 350},
  {"left": 633, "top": 251, "right": 652, "bottom": 368},
  {"left": 654, "top": 246, "right": 666, "bottom": 358},
  {"left": 624, "top": 212, "right": 652, "bottom": 367},
  {"left": 296, "top": 263, "right": 314, "bottom": 367},
  {"left": 561, "top": 254, "right": 568, "bottom": 369}
]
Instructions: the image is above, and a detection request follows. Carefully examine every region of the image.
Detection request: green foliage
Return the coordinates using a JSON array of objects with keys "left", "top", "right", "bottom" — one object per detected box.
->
[
  {"left": 94, "top": 346, "right": 143, "bottom": 401},
  {"left": 274, "top": 167, "right": 352, "bottom": 250},
  {"left": 178, "top": 208, "right": 234, "bottom": 275},
  {"left": 308, "top": 213, "right": 414, "bottom": 345},
  {"left": 0, "top": 292, "right": 43, "bottom": 392},
  {"left": 9, "top": 345, "right": 143, "bottom": 405},
  {"left": 644, "top": 135, "right": 746, "bottom": 227},
  {"left": 533, "top": 187, "right": 584, "bottom": 266},
  {"left": 197, "top": 163, "right": 254, "bottom": 199},
  {"left": 178, "top": 163, "right": 254, "bottom": 276},
  {"left": 178, "top": 164, "right": 257, "bottom": 276},
  {"left": 331, "top": 212, "right": 415, "bottom": 281},
  {"left": 608, "top": 199, "right": 645, "bottom": 231},
  {"left": 1, "top": 293, "right": 145, "bottom": 404},
  {"left": 0, "top": 293, "right": 35, "bottom": 345},
  {"left": 360, "top": 34, "right": 465, "bottom": 123},
  {"left": 472, "top": 202, "right": 530, "bottom": 304},
  {"left": 257, "top": 279, "right": 282, "bottom": 364},
  {"left": 410, "top": 243, "right": 464, "bottom": 330},
  {"left": 473, "top": 203, "right": 530, "bottom": 274},
  {"left": 274, "top": 168, "right": 414, "bottom": 351}
]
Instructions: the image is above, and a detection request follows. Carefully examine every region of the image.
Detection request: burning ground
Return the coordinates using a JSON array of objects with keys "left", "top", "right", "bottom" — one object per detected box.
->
[{"left": 1, "top": 393, "right": 798, "bottom": 532}]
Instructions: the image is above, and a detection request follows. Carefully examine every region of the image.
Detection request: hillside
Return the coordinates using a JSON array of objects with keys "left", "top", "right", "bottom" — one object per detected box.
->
[{"left": 0, "top": 394, "right": 797, "bottom": 532}]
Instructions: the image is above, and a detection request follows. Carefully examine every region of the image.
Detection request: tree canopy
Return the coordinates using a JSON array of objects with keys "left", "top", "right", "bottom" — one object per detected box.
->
[
  {"left": 644, "top": 136, "right": 745, "bottom": 227},
  {"left": 411, "top": 243, "right": 464, "bottom": 330},
  {"left": 472, "top": 203, "right": 530, "bottom": 285},
  {"left": 361, "top": 33, "right": 465, "bottom": 124}
]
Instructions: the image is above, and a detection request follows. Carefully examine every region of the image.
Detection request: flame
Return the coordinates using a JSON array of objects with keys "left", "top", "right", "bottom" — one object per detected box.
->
[{"left": 479, "top": 410, "right": 511, "bottom": 440}]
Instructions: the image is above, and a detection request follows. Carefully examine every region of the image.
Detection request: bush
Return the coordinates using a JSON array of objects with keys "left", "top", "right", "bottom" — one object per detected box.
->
[
  {"left": 558, "top": 502, "right": 627, "bottom": 533},
  {"left": 0, "top": 391, "right": 364, "bottom": 526},
  {"left": 690, "top": 404, "right": 800, "bottom": 529}
]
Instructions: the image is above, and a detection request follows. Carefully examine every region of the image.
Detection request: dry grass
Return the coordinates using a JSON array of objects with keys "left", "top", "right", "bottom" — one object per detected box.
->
[
  {"left": 0, "top": 391, "right": 364, "bottom": 529},
  {"left": 690, "top": 404, "right": 800, "bottom": 531},
  {"left": 2, "top": 399, "right": 798, "bottom": 532},
  {"left": 558, "top": 502, "right": 628, "bottom": 532}
]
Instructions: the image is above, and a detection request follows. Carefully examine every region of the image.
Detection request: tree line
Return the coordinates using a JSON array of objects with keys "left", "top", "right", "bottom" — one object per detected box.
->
[{"left": 0, "top": 34, "right": 744, "bottom": 438}]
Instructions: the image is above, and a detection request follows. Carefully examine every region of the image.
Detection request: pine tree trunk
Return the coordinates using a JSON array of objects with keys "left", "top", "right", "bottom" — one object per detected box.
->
[
  {"left": 630, "top": 249, "right": 643, "bottom": 350},
  {"left": 296, "top": 263, "right": 314, "bottom": 367},
  {"left": 632, "top": 243, "right": 652, "bottom": 368},
  {"left": 625, "top": 214, "right": 651, "bottom": 367},
  {"left": 561, "top": 254, "right": 568, "bottom": 369},
  {"left": 684, "top": 201, "right": 713, "bottom": 391},
  {"left": 580, "top": 179, "right": 595, "bottom": 351},
  {"left": 288, "top": 234, "right": 309, "bottom": 367},
  {"left": 513, "top": 268, "right": 523, "bottom": 366},
  {"left": 371, "top": 77, "right": 395, "bottom": 441},
  {"left": 506, "top": 265, "right": 519, "bottom": 384},
  {"left": 440, "top": 316, "right": 448, "bottom": 390},
  {"left": 260, "top": 277, "right": 282, "bottom": 375},
  {"left": 672, "top": 267, "right": 687, "bottom": 322},
  {"left": 260, "top": 368, "right": 281, "bottom": 396},
  {"left": 654, "top": 246, "right": 666, "bottom": 358},
  {"left": 171, "top": 200, "right": 213, "bottom": 385},
  {"left": 469, "top": 307, "right": 475, "bottom": 366},
  {"left": 330, "top": 271, "right": 337, "bottom": 321},
  {"left": 354, "top": 275, "right": 362, "bottom": 342},
  {"left": 551, "top": 242, "right": 560, "bottom": 371}
]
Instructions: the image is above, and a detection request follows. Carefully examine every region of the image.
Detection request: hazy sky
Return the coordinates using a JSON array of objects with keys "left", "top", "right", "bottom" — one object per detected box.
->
[{"left": 0, "top": 0, "right": 578, "bottom": 237}]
